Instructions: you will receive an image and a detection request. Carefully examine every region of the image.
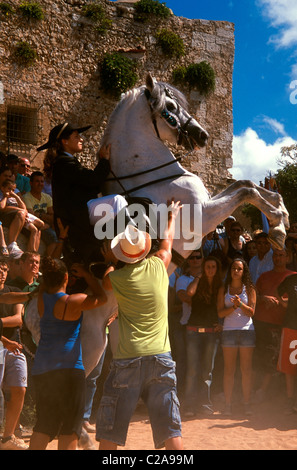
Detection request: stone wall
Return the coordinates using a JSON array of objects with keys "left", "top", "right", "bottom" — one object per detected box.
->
[{"left": 0, "top": 0, "right": 234, "bottom": 194}]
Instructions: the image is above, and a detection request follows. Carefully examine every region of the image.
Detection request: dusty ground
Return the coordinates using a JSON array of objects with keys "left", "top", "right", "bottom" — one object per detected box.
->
[{"left": 19, "top": 386, "right": 297, "bottom": 451}]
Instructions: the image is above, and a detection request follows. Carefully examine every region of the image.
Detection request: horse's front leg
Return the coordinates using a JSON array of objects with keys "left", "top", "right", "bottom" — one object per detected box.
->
[
  {"left": 212, "top": 180, "right": 289, "bottom": 229},
  {"left": 202, "top": 186, "right": 287, "bottom": 249}
]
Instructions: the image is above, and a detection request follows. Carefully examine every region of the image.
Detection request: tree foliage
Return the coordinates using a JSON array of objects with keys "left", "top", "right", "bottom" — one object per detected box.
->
[
  {"left": 274, "top": 143, "right": 297, "bottom": 223},
  {"left": 276, "top": 162, "right": 297, "bottom": 223}
]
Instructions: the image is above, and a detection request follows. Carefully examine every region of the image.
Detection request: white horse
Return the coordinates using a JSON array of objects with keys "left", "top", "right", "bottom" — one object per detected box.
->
[
  {"left": 100, "top": 73, "right": 289, "bottom": 274},
  {"left": 26, "top": 74, "right": 289, "bottom": 378}
]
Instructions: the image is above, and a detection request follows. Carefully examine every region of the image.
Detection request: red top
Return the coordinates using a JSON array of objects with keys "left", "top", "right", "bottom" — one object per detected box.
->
[{"left": 255, "top": 269, "right": 296, "bottom": 325}]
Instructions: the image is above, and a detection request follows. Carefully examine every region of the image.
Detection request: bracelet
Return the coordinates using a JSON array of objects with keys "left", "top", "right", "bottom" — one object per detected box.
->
[{"left": 106, "top": 262, "right": 116, "bottom": 268}]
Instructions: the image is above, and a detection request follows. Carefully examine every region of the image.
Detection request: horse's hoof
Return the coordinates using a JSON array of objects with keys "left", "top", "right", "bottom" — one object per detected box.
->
[{"left": 268, "top": 227, "right": 286, "bottom": 250}]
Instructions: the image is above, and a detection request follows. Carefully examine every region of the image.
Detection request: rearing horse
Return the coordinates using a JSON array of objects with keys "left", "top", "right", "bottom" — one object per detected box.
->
[{"left": 100, "top": 73, "right": 289, "bottom": 274}]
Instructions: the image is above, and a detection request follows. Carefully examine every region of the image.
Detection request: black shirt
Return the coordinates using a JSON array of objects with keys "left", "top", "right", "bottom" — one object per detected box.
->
[
  {"left": 189, "top": 292, "right": 218, "bottom": 328},
  {"left": 51, "top": 152, "right": 110, "bottom": 246},
  {"left": 0, "top": 285, "right": 21, "bottom": 340},
  {"left": 277, "top": 273, "right": 297, "bottom": 330}
]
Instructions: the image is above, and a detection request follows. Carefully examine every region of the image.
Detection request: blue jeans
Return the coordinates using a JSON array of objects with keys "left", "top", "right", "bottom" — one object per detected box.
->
[
  {"left": 96, "top": 352, "right": 181, "bottom": 449},
  {"left": 185, "top": 330, "right": 219, "bottom": 410},
  {"left": 83, "top": 347, "right": 106, "bottom": 422},
  {"left": 169, "top": 320, "right": 187, "bottom": 397}
]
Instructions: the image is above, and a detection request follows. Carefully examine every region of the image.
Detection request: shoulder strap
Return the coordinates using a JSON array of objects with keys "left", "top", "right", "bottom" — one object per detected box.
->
[{"left": 61, "top": 295, "right": 70, "bottom": 320}]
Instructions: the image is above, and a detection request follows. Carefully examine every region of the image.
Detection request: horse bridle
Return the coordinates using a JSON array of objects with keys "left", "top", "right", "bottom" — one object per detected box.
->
[
  {"left": 147, "top": 87, "right": 194, "bottom": 146},
  {"left": 106, "top": 87, "right": 194, "bottom": 197}
]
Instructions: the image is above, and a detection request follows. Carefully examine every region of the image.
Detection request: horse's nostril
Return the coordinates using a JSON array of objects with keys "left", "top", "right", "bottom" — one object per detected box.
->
[{"left": 201, "top": 131, "right": 208, "bottom": 142}]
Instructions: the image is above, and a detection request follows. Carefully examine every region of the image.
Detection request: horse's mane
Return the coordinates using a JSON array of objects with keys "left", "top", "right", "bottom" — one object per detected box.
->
[
  {"left": 100, "top": 86, "right": 144, "bottom": 145},
  {"left": 149, "top": 81, "right": 189, "bottom": 116},
  {"left": 101, "top": 80, "right": 189, "bottom": 145}
]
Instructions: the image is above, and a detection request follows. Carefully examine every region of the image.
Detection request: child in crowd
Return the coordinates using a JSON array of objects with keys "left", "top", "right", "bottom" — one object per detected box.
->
[{"left": 0, "top": 180, "right": 47, "bottom": 252}]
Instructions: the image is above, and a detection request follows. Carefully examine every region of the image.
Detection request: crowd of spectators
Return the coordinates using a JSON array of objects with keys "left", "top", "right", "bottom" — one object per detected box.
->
[
  {"left": 169, "top": 215, "right": 297, "bottom": 417},
  {"left": 0, "top": 152, "right": 109, "bottom": 449},
  {"left": 1, "top": 150, "right": 297, "bottom": 449}
]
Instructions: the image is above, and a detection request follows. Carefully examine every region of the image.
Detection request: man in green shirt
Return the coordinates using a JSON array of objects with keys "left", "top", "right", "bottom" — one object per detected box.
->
[{"left": 96, "top": 201, "right": 183, "bottom": 451}]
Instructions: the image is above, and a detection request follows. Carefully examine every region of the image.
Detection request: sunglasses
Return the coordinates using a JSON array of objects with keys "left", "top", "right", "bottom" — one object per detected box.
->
[{"left": 189, "top": 255, "right": 202, "bottom": 260}]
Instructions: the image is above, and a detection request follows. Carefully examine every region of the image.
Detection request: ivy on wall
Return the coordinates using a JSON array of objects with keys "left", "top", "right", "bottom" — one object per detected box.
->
[
  {"left": 156, "top": 29, "right": 185, "bottom": 58},
  {"left": 19, "top": 2, "right": 45, "bottom": 20},
  {"left": 100, "top": 52, "right": 138, "bottom": 97},
  {"left": 173, "top": 61, "right": 216, "bottom": 95},
  {"left": 13, "top": 40, "right": 37, "bottom": 66},
  {"left": 134, "top": 0, "right": 171, "bottom": 23},
  {"left": 81, "top": 2, "right": 112, "bottom": 34}
]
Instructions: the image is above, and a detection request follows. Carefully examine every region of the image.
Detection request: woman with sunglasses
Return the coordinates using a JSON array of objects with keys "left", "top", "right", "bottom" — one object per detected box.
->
[
  {"left": 182, "top": 256, "right": 223, "bottom": 416},
  {"left": 217, "top": 258, "right": 256, "bottom": 416},
  {"left": 223, "top": 221, "right": 245, "bottom": 264}
]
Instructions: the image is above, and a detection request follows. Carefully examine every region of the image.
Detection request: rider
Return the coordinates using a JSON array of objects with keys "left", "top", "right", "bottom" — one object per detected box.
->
[{"left": 37, "top": 123, "right": 129, "bottom": 265}]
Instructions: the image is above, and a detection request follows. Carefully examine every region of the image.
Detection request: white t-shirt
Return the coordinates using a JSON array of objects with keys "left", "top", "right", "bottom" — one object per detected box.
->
[{"left": 223, "top": 285, "right": 254, "bottom": 331}]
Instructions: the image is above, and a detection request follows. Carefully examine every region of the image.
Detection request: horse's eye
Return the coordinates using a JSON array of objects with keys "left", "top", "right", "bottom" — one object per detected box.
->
[{"left": 166, "top": 102, "right": 176, "bottom": 112}]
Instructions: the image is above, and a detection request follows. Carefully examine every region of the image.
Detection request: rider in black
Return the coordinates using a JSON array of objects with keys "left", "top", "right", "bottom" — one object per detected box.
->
[{"left": 37, "top": 123, "right": 111, "bottom": 264}]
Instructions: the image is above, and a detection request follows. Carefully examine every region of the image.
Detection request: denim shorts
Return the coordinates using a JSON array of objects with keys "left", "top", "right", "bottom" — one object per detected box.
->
[
  {"left": 221, "top": 329, "right": 256, "bottom": 348},
  {"left": 96, "top": 352, "right": 182, "bottom": 449},
  {"left": 41, "top": 227, "right": 58, "bottom": 245},
  {"left": 1, "top": 350, "right": 27, "bottom": 389}
]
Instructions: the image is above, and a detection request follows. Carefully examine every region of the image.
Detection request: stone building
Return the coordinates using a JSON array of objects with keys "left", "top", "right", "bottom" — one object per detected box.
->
[{"left": 0, "top": 0, "right": 234, "bottom": 194}]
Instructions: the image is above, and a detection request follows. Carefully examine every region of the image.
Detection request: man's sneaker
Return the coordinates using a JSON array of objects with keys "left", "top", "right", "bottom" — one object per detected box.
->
[
  {"left": 0, "top": 435, "right": 29, "bottom": 450},
  {"left": 7, "top": 242, "right": 23, "bottom": 257},
  {"left": 15, "top": 424, "right": 24, "bottom": 438}
]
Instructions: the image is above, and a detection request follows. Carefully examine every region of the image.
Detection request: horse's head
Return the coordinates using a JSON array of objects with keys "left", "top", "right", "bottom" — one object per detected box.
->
[{"left": 144, "top": 74, "right": 209, "bottom": 150}]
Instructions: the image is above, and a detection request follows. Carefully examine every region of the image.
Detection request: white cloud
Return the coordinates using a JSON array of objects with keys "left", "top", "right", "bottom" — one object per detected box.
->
[
  {"left": 262, "top": 116, "right": 287, "bottom": 136},
  {"left": 258, "top": 0, "right": 297, "bottom": 48},
  {"left": 231, "top": 127, "right": 295, "bottom": 184}
]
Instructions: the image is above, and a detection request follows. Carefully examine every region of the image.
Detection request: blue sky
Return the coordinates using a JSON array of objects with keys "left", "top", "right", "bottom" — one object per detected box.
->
[{"left": 162, "top": 0, "right": 297, "bottom": 184}]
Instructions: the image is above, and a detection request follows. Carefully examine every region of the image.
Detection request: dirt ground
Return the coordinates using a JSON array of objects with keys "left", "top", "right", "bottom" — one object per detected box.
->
[
  {"left": 10, "top": 345, "right": 297, "bottom": 451},
  {"left": 19, "top": 385, "right": 297, "bottom": 451}
]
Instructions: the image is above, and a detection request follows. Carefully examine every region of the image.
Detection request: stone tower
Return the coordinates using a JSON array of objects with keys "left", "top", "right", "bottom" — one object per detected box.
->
[{"left": 0, "top": 0, "right": 234, "bottom": 194}]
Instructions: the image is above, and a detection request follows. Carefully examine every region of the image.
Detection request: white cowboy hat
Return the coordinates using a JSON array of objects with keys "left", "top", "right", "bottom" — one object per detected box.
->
[{"left": 111, "top": 224, "right": 152, "bottom": 264}]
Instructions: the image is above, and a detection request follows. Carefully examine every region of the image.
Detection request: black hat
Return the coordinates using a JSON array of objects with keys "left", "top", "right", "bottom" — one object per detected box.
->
[
  {"left": 37, "top": 122, "right": 92, "bottom": 151},
  {"left": 6, "top": 154, "right": 20, "bottom": 163}
]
